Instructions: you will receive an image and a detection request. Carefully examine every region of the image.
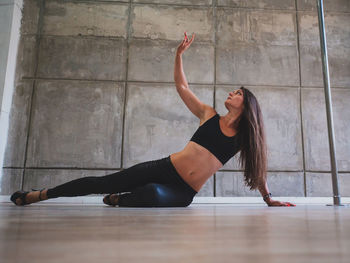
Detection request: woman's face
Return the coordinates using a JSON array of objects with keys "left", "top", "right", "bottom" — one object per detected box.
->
[{"left": 224, "top": 89, "right": 244, "bottom": 113}]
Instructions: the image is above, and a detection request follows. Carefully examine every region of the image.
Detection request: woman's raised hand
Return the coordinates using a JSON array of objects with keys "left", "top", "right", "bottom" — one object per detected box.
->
[{"left": 176, "top": 32, "right": 195, "bottom": 55}]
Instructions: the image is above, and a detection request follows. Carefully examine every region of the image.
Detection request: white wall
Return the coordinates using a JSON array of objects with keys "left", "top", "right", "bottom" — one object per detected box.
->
[{"left": 0, "top": 0, "right": 23, "bottom": 179}]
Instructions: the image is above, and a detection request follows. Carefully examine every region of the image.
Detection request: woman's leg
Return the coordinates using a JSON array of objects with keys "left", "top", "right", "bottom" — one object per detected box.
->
[
  {"left": 46, "top": 157, "right": 174, "bottom": 199},
  {"left": 116, "top": 183, "right": 195, "bottom": 207},
  {"left": 11, "top": 155, "right": 197, "bottom": 206}
]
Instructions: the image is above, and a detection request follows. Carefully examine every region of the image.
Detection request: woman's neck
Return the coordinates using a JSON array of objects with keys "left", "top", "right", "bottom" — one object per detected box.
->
[{"left": 221, "top": 110, "right": 242, "bottom": 129}]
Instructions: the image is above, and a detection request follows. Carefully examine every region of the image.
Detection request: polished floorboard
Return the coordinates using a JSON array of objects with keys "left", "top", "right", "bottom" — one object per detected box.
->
[{"left": 0, "top": 203, "right": 349, "bottom": 263}]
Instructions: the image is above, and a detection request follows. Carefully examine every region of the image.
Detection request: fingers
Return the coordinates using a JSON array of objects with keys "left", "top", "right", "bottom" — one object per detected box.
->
[
  {"left": 187, "top": 33, "right": 195, "bottom": 44},
  {"left": 183, "top": 32, "right": 188, "bottom": 44},
  {"left": 285, "top": 202, "right": 296, "bottom": 206},
  {"left": 179, "top": 32, "right": 195, "bottom": 52},
  {"left": 183, "top": 32, "right": 194, "bottom": 44},
  {"left": 189, "top": 32, "right": 195, "bottom": 42},
  {"left": 268, "top": 200, "right": 296, "bottom": 207}
]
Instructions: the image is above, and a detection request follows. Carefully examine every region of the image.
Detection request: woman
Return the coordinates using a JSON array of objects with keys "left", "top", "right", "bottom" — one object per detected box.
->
[{"left": 10, "top": 32, "right": 295, "bottom": 207}]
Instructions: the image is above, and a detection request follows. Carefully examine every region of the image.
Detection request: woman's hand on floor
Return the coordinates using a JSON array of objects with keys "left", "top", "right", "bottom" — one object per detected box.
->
[
  {"left": 267, "top": 199, "right": 296, "bottom": 207},
  {"left": 176, "top": 32, "right": 195, "bottom": 55}
]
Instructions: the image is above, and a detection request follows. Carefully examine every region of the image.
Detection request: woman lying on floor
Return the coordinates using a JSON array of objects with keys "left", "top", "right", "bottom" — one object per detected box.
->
[{"left": 11, "top": 32, "right": 295, "bottom": 208}]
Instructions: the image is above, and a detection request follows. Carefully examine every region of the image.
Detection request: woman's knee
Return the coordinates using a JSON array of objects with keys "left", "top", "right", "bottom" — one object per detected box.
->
[
  {"left": 147, "top": 183, "right": 193, "bottom": 207},
  {"left": 143, "top": 183, "right": 162, "bottom": 201}
]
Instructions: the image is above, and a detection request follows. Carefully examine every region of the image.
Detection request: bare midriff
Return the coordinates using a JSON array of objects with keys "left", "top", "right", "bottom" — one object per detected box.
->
[{"left": 170, "top": 141, "right": 224, "bottom": 193}]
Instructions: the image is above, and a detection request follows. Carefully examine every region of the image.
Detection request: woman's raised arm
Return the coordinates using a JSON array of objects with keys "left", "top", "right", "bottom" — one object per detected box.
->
[
  {"left": 174, "top": 32, "right": 208, "bottom": 119},
  {"left": 174, "top": 32, "right": 194, "bottom": 88}
]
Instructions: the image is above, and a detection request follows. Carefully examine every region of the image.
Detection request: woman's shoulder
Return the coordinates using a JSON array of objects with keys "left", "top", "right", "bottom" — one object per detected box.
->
[{"left": 199, "top": 106, "right": 218, "bottom": 126}]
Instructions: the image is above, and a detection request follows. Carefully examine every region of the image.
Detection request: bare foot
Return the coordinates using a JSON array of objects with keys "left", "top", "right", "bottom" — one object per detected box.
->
[{"left": 15, "top": 190, "right": 48, "bottom": 205}]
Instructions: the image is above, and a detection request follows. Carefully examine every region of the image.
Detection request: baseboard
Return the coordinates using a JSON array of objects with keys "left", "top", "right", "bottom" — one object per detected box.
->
[{"left": 1, "top": 195, "right": 350, "bottom": 205}]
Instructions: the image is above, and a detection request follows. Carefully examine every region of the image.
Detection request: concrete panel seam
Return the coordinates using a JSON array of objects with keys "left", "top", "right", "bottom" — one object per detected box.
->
[
  {"left": 219, "top": 169, "right": 304, "bottom": 172},
  {"left": 301, "top": 86, "right": 350, "bottom": 90},
  {"left": 295, "top": 0, "right": 302, "bottom": 88},
  {"left": 23, "top": 167, "right": 123, "bottom": 172},
  {"left": 19, "top": 78, "right": 309, "bottom": 88},
  {"left": 16, "top": 168, "right": 332, "bottom": 173},
  {"left": 297, "top": 10, "right": 350, "bottom": 15},
  {"left": 213, "top": 0, "right": 216, "bottom": 197},
  {"left": 131, "top": 2, "right": 212, "bottom": 8},
  {"left": 300, "top": 87, "right": 307, "bottom": 197},
  {"left": 120, "top": 0, "right": 132, "bottom": 169},
  {"left": 41, "top": 34, "right": 126, "bottom": 40},
  {"left": 305, "top": 171, "right": 349, "bottom": 174},
  {"left": 295, "top": 0, "right": 307, "bottom": 197},
  {"left": 3, "top": 166, "right": 27, "bottom": 169},
  {"left": 20, "top": 77, "right": 125, "bottom": 84},
  {"left": 214, "top": 6, "right": 296, "bottom": 12}
]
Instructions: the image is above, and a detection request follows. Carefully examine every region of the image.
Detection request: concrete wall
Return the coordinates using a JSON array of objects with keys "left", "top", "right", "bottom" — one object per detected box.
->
[{"left": 1, "top": 0, "right": 350, "bottom": 198}]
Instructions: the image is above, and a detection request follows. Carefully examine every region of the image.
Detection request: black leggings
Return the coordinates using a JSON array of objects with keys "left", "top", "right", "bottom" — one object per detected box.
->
[{"left": 46, "top": 156, "right": 198, "bottom": 207}]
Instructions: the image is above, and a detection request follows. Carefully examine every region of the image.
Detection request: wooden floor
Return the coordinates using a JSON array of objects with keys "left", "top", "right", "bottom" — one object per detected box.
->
[{"left": 0, "top": 203, "right": 349, "bottom": 263}]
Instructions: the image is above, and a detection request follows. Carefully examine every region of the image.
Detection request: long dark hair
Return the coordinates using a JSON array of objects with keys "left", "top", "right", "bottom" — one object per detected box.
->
[{"left": 234, "top": 86, "right": 268, "bottom": 191}]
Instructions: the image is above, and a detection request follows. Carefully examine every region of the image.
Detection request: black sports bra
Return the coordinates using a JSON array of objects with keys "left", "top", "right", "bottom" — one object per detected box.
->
[{"left": 190, "top": 113, "right": 241, "bottom": 165}]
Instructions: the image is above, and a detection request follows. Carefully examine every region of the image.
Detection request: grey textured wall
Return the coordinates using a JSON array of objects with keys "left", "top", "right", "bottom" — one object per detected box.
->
[{"left": 1, "top": 0, "right": 350, "bottom": 198}]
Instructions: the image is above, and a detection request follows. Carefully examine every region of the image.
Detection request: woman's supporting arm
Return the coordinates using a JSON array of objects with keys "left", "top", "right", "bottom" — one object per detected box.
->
[
  {"left": 258, "top": 181, "right": 296, "bottom": 206},
  {"left": 258, "top": 180, "right": 272, "bottom": 205}
]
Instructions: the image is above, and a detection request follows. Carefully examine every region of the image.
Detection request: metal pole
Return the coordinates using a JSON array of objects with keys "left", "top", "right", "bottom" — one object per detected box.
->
[{"left": 315, "top": 0, "right": 342, "bottom": 206}]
